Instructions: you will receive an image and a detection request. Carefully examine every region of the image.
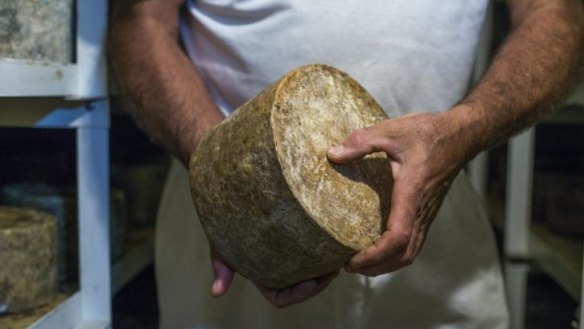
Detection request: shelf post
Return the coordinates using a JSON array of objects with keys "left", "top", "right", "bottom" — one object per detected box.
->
[
  {"left": 74, "top": 0, "right": 108, "bottom": 99},
  {"left": 504, "top": 128, "right": 535, "bottom": 258},
  {"left": 504, "top": 128, "right": 535, "bottom": 329},
  {"left": 76, "top": 100, "right": 111, "bottom": 327},
  {"left": 580, "top": 243, "right": 584, "bottom": 329}
]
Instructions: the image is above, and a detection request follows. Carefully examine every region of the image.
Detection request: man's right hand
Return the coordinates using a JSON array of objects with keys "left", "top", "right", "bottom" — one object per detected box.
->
[{"left": 210, "top": 247, "right": 339, "bottom": 308}]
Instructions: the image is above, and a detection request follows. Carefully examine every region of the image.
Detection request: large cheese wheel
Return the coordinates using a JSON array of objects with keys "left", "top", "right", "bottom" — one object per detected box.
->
[
  {"left": 0, "top": 207, "right": 58, "bottom": 313},
  {"left": 189, "top": 64, "right": 393, "bottom": 288}
]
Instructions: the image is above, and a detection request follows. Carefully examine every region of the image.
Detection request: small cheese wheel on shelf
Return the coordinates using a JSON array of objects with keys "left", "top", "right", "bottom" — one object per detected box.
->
[{"left": 0, "top": 207, "right": 58, "bottom": 313}]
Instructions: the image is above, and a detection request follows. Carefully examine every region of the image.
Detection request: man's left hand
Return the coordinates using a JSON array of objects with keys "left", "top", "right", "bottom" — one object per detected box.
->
[{"left": 327, "top": 111, "right": 472, "bottom": 276}]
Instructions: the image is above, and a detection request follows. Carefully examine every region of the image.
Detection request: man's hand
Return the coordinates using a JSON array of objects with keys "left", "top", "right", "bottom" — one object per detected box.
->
[
  {"left": 327, "top": 112, "right": 472, "bottom": 276},
  {"left": 326, "top": 0, "right": 584, "bottom": 275},
  {"left": 209, "top": 247, "right": 339, "bottom": 307}
]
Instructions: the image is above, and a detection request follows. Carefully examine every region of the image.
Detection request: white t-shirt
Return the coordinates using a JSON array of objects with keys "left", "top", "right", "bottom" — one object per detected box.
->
[
  {"left": 155, "top": 1, "right": 510, "bottom": 328},
  {"left": 181, "top": 0, "right": 487, "bottom": 116}
]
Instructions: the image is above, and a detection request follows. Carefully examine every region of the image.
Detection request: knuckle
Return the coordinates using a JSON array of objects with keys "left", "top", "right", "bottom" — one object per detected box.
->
[
  {"left": 265, "top": 292, "right": 283, "bottom": 308},
  {"left": 369, "top": 252, "right": 386, "bottom": 265},
  {"left": 393, "top": 231, "right": 411, "bottom": 250},
  {"left": 401, "top": 252, "right": 416, "bottom": 266},
  {"left": 402, "top": 257, "right": 415, "bottom": 266},
  {"left": 347, "top": 128, "right": 369, "bottom": 146}
]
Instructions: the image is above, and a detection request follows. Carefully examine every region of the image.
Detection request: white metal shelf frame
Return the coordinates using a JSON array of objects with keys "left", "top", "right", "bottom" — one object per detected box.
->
[
  {"left": 0, "top": 0, "right": 112, "bottom": 328},
  {"left": 0, "top": 0, "right": 107, "bottom": 99},
  {"left": 502, "top": 111, "right": 584, "bottom": 329},
  {"left": 0, "top": 102, "right": 112, "bottom": 329}
]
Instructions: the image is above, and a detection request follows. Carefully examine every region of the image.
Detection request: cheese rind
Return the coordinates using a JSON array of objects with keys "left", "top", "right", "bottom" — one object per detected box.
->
[
  {"left": 0, "top": 207, "right": 58, "bottom": 313},
  {"left": 189, "top": 64, "right": 392, "bottom": 288}
]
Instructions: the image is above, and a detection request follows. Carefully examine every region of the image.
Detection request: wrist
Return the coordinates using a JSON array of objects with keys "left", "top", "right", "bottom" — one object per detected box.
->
[
  {"left": 180, "top": 113, "right": 224, "bottom": 167},
  {"left": 440, "top": 103, "right": 490, "bottom": 163},
  {"left": 177, "top": 133, "right": 201, "bottom": 168}
]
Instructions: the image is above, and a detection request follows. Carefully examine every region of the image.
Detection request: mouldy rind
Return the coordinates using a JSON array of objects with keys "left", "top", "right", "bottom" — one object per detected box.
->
[{"left": 189, "top": 64, "right": 392, "bottom": 288}]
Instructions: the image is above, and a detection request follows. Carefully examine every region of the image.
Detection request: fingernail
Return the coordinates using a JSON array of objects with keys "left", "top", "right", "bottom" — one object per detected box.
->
[
  {"left": 328, "top": 145, "right": 345, "bottom": 156},
  {"left": 211, "top": 280, "right": 220, "bottom": 296}
]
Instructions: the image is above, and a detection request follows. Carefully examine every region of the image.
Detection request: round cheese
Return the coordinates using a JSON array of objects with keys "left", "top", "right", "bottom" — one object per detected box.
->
[
  {"left": 0, "top": 207, "right": 58, "bottom": 313},
  {"left": 189, "top": 64, "right": 392, "bottom": 288}
]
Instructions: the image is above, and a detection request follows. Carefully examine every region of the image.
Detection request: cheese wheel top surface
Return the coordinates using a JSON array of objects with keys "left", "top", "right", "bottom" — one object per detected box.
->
[{"left": 272, "top": 64, "right": 392, "bottom": 251}]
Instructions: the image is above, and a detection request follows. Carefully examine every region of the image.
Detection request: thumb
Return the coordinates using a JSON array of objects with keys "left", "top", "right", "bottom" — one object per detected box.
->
[
  {"left": 327, "top": 128, "right": 381, "bottom": 164},
  {"left": 210, "top": 249, "right": 235, "bottom": 297}
]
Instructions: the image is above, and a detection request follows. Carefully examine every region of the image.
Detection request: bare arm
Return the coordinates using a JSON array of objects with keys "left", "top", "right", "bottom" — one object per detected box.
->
[
  {"left": 108, "top": 0, "right": 223, "bottom": 165},
  {"left": 453, "top": 0, "right": 584, "bottom": 157},
  {"left": 108, "top": 0, "right": 335, "bottom": 307},
  {"left": 329, "top": 0, "right": 584, "bottom": 275}
]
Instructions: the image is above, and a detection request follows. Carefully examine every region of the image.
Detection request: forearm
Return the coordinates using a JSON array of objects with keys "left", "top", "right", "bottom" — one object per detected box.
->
[
  {"left": 108, "top": 0, "right": 223, "bottom": 165},
  {"left": 448, "top": 0, "right": 584, "bottom": 159}
]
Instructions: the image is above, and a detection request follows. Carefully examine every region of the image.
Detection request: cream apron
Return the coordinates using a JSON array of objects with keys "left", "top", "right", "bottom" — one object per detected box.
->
[{"left": 156, "top": 1, "right": 510, "bottom": 328}]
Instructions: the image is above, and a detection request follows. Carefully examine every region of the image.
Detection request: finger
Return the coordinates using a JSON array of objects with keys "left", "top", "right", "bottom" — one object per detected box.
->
[
  {"left": 210, "top": 250, "right": 235, "bottom": 297},
  {"left": 260, "top": 271, "right": 339, "bottom": 308},
  {"left": 257, "top": 280, "right": 316, "bottom": 308},
  {"left": 348, "top": 176, "right": 419, "bottom": 269},
  {"left": 346, "top": 230, "right": 408, "bottom": 270},
  {"left": 274, "top": 280, "right": 318, "bottom": 307},
  {"left": 273, "top": 271, "right": 339, "bottom": 308},
  {"left": 300, "top": 270, "right": 338, "bottom": 298},
  {"left": 327, "top": 127, "right": 388, "bottom": 164},
  {"left": 346, "top": 249, "right": 413, "bottom": 276}
]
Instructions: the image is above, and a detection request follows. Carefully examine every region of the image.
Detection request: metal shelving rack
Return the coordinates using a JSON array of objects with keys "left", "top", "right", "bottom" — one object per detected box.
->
[
  {"left": 474, "top": 83, "right": 584, "bottom": 329},
  {"left": 500, "top": 86, "right": 584, "bottom": 329},
  {"left": 0, "top": 1, "right": 153, "bottom": 328},
  {"left": 0, "top": 102, "right": 112, "bottom": 329},
  {"left": 472, "top": 96, "right": 584, "bottom": 327},
  {"left": 0, "top": 1, "right": 107, "bottom": 99}
]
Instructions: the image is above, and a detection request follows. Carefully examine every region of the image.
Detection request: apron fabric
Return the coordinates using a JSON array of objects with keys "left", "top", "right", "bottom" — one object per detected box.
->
[
  {"left": 156, "top": 164, "right": 508, "bottom": 329},
  {"left": 156, "top": 1, "right": 510, "bottom": 328}
]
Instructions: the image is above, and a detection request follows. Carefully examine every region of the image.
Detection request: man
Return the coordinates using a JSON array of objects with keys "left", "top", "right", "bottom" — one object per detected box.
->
[{"left": 109, "top": 0, "right": 584, "bottom": 328}]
